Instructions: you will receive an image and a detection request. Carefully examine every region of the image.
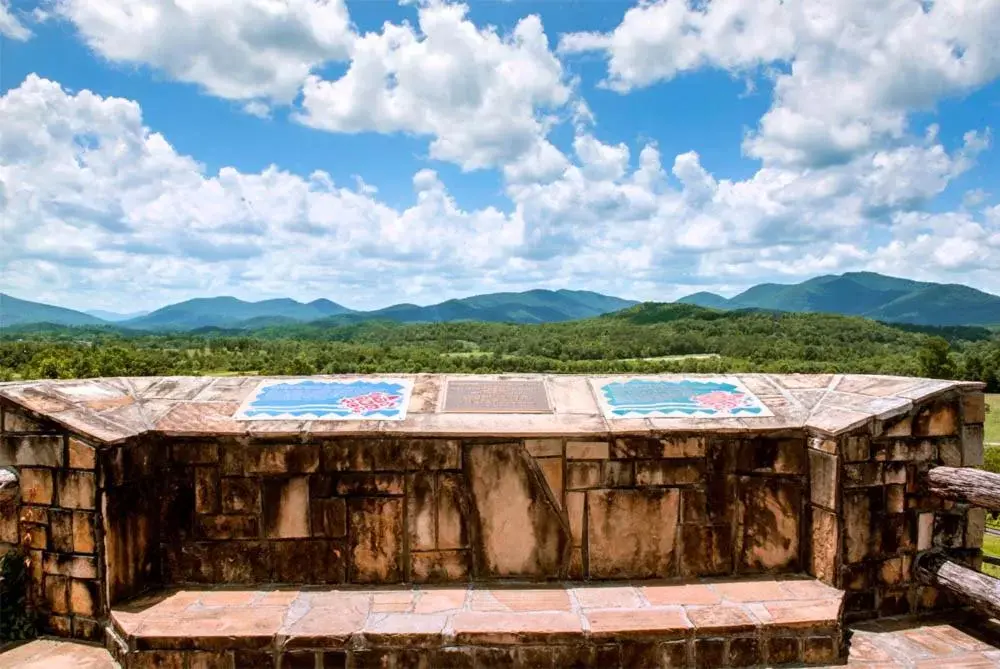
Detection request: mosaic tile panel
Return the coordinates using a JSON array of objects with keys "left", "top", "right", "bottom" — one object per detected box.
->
[
  {"left": 592, "top": 377, "right": 773, "bottom": 419},
  {"left": 234, "top": 378, "right": 413, "bottom": 421}
]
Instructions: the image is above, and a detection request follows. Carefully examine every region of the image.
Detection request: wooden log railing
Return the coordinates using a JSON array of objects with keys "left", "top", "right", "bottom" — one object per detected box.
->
[{"left": 916, "top": 466, "right": 1000, "bottom": 618}]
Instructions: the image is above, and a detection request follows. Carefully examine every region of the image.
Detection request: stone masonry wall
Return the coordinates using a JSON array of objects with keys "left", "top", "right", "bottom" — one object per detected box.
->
[
  {"left": 148, "top": 433, "right": 810, "bottom": 589},
  {"left": 807, "top": 389, "right": 986, "bottom": 621},
  {"left": 0, "top": 403, "right": 102, "bottom": 641}
]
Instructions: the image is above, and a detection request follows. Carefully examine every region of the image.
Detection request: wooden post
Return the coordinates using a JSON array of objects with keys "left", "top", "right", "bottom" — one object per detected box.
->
[
  {"left": 915, "top": 551, "right": 1000, "bottom": 620},
  {"left": 926, "top": 467, "right": 1000, "bottom": 509}
]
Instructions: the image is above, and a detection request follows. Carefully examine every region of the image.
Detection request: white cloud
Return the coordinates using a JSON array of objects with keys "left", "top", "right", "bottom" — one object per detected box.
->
[
  {"left": 54, "top": 0, "right": 353, "bottom": 104},
  {"left": 2, "top": 75, "right": 999, "bottom": 314},
  {"left": 562, "top": 0, "right": 1000, "bottom": 167},
  {"left": 295, "top": 1, "right": 570, "bottom": 171},
  {"left": 1, "top": 0, "right": 31, "bottom": 40}
]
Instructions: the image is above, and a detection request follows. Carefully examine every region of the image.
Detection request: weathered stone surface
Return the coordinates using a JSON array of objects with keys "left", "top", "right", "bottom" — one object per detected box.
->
[
  {"left": 523, "top": 439, "right": 561, "bottom": 458},
  {"left": 334, "top": 473, "right": 404, "bottom": 496},
  {"left": 350, "top": 497, "right": 403, "bottom": 583},
  {"left": 662, "top": 437, "right": 706, "bottom": 458},
  {"left": 737, "top": 439, "right": 806, "bottom": 474},
  {"left": 809, "top": 450, "right": 838, "bottom": 510},
  {"left": 221, "top": 478, "right": 260, "bottom": 514},
  {"left": 844, "top": 491, "right": 874, "bottom": 563},
  {"left": 465, "top": 443, "right": 569, "bottom": 579},
  {"left": 262, "top": 477, "right": 310, "bottom": 539},
  {"left": 587, "top": 488, "right": 679, "bottom": 578},
  {"left": 73, "top": 511, "right": 96, "bottom": 554},
  {"left": 49, "top": 509, "right": 74, "bottom": 553},
  {"left": 737, "top": 478, "right": 801, "bottom": 571},
  {"left": 913, "top": 402, "right": 958, "bottom": 437},
  {"left": 635, "top": 461, "right": 701, "bottom": 486},
  {"left": 193, "top": 467, "right": 219, "bottom": 514},
  {"left": 0, "top": 435, "right": 64, "bottom": 467},
  {"left": 566, "top": 441, "right": 609, "bottom": 459},
  {"left": 436, "top": 474, "right": 468, "bottom": 550},
  {"left": 1, "top": 408, "right": 48, "bottom": 432},
  {"left": 844, "top": 462, "right": 883, "bottom": 488},
  {"left": 534, "top": 457, "right": 563, "bottom": 509},
  {"left": 404, "top": 439, "right": 461, "bottom": 470},
  {"left": 565, "top": 461, "right": 600, "bottom": 490},
  {"left": 962, "top": 424, "right": 985, "bottom": 467},
  {"left": 247, "top": 443, "right": 320, "bottom": 474},
  {"left": 679, "top": 525, "right": 731, "bottom": 576},
  {"left": 171, "top": 441, "right": 219, "bottom": 465},
  {"left": 810, "top": 507, "right": 838, "bottom": 583},
  {"left": 311, "top": 498, "right": 347, "bottom": 539},
  {"left": 962, "top": 392, "right": 986, "bottom": 424},
  {"left": 273, "top": 539, "right": 345, "bottom": 584},
  {"left": 43, "top": 553, "right": 98, "bottom": 579},
  {"left": 411, "top": 550, "right": 469, "bottom": 582},
  {"left": 21, "top": 468, "right": 53, "bottom": 505},
  {"left": 67, "top": 438, "right": 96, "bottom": 470},
  {"left": 408, "top": 472, "right": 436, "bottom": 551},
  {"left": 197, "top": 514, "right": 259, "bottom": 540},
  {"left": 70, "top": 579, "right": 98, "bottom": 617}
]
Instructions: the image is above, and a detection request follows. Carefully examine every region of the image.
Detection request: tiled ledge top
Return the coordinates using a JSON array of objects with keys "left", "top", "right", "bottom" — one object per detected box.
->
[
  {"left": 110, "top": 578, "right": 844, "bottom": 651},
  {"left": 0, "top": 374, "right": 981, "bottom": 445}
]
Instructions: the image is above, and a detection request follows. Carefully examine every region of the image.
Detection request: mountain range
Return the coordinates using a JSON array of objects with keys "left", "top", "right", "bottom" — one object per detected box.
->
[
  {"left": 677, "top": 272, "right": 1000, "bottom": 327},
  {"left": 2, "top": 272, "right": 999, "bottom": 330},
  {"left": 0, "top": 290, "right": 638, "bottom": 330}
]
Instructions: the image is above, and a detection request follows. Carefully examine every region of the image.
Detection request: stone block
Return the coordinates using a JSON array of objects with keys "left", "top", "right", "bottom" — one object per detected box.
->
[
  {"left": 21, "top": 468, "right": 53, "bottom": 505},
  {"left": 917, "top": 512, "right": 934, "bottom": 550},
  {"left": 43, "top": 553, "right": 98, "bottom": 579},
  {"left": 49, "top": 509, "right": 74, "bottom": 553},
  {"left": 602, "top": 460, "right": 633, "bottom": 487},
  {"left": 23, "top": 524, "right": 47, "bottom": 550},
  {"left": 535, "top": 457, "right": 563, "bottom": 508},
  {"left": 966, "top": 507, "right": 986, "bottom": 549},
  {"left": 662, "top": 437, "right": 706, "bottom": 458},
  {"left": 57, "top": 470, "right": 95, "bottom": 510},
  {"left": 273, "top": 539, "right": 345, "bottom": 584},
  {"left": 962, "top": 424, "right": 984, "bottom": 467},
  {"left": 411, "top": 550, "right": 469, "bottom": 582},
  {"left": 730, "top": 637, "right": 762, "bottom": 667},
  {"left": 1, "top": 408, "right": 47, "bottom": 432},
  {"left": 335, "top": 473, "right": 404, "bottom": 496},
  {"left": 886, "top": 484, "right": 905, "bottom": 514},
  {"left": 565, "top": 462, "right": 600, "bottom": 490},
  {"left": 566, "top": 441, "right": 609, "bottom": 459},
  {"left": 888, "top": 439, "right": 935, "bottom": 461},
  {"left": 914, "top": 403, "right": 958, "bottom": 437},
  {"left": 808, "top": 437, "right": 837, "bottom": 454},
  {"left": 802, "top": 637, "right": 838, "bottom": 664},
  {"left": 635, "top": 461, "right": 701, "bottom": 486},
  {"left": 566, "top": 491, "right": 584, "bottom": 547},
  {"left": 884, "top": 462, "right": 907, "bottom": 485},
  {"left": 248, "top": 443, "right": 320, "bottom": 474},
  {"left": 524, "top": 439, "right": 561, "bottom": 457},
  {"left": 407, "top": 472, "right": 436, "bottom": 551},
  {"left": 879, "top": 557, "right": 904, "bottom": 585},
  {"left": 844, "top": 491, "right": 873, "bottom": 563},
  {"left": 613, "top": 438, "right": 663, "bottom": 459},
  {"left": 44, "top": 574, "right": 69, "bottom": 614},
  {"left": 844, "top": 436, "right": 870, "bottom": 462},
  {"left": 436, "top": 474, "right": 467, "bottom": 550},
  {"left": 587, "top": 488, "right": 679, "bottom": 578},
  {"left": 19, "top": 505, "right": 47, "bottom": 525},
  {"left": 171, "top": 441, "right": 219, "bottom": 465},
  {"left": 465, "top": 443, "right": 568, "bottom": 578},
  {"left": 883, "top": 415, "right": 913, "bottom": 438},
  {"left": 0, "top": 505, "right": 17, "bottom": 544},
  {"left": 938, "top": 439, "right": 962, "bottom": 466},
  {"left": 767, "top": 637, "right": 800, "bottom": 665},
  {"left": 808, "top": 450, "right": 838, "bottom": 510},
  {"left": 312, "top": 498, "right": 347, "bottom": 539},
  {"left": 67, "top": 438, "right": 97, "bottom": 470},
  {"left": 679, "top": 525, "right": 731, "bottom": 576},
  {"left": 404, "top": 439, "right": 461, "bottom": 470},
  {"left": 737, "top": 478, "right": 802, "bottom": 571},
  {"left": 197, "top": 514, "right": 259, "bottom": 540},
  {"left": 203, "top": 541, "right": 271, "bottom": 584},
  {"left": 0, "top": 435, "right": 63, "bottom": 467},
  {"left": 350, "top": 497, "right": 403, "bottom": 583},
  {"left": 963, "top": 392, "right": 986, "bottom": 424},
  {"left": 221, "top": 477, "right": 261, "bottom": 514},
  {"left": 194, "top": 467, "right": 219, "bottom": 514},
  {"left": 810, "top": 507, "right": 839, "bottom": 583},
  {"left": 737, "top": 438, "right": 805, "bottom": 474},
  {"left": 694, "top": 638, "right": 726, "bottom": 668},
  {"left": 73, "top": 512, "right": 96, "bottom": 554},
  {"left": 131, "top": 652, "right": 186, "bottom": 669},
  {"left": 263, "top": 477, "right": 310, "bottom": 539},
  {"left": 70, "top": 579, "right": 98, "bottom": 617},
  {"left": 844, "top": 462, "right": 883, "bottom": 488}
]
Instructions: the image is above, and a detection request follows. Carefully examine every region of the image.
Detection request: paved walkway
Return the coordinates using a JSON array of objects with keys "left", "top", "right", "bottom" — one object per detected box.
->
[{"left": 0, "top": 638, "right": 117, "bottom": 668}]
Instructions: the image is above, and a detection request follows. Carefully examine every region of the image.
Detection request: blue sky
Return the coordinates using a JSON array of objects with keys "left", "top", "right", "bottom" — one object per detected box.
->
[{"left": 1, "top": 0, "right": 999, "bottom": 313}]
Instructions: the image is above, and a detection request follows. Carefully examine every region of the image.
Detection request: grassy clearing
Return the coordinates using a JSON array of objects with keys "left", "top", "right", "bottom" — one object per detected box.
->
[
  {"left": 985, "top": 394, "right": 999, "bottom": 445},
  {"left": 983, "top": 532, "right": 1000, "bottom": 578}
]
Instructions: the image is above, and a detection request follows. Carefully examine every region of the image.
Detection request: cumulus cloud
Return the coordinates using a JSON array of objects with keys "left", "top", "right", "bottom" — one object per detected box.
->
[
  {"left": 561, "top": 0, "right": 1000, "bottom": 167},
  {"left": 296, "top": 1, "right": 570, "bottom": 172},
  {"left": 2, "top": 75, "right": 998, "bottom": 312},
  {"left": 54, "top": 0, "right": 353, "bottom": 104},
  {"left": 0, "top": 0, "right": 31, "bottom": 40}
]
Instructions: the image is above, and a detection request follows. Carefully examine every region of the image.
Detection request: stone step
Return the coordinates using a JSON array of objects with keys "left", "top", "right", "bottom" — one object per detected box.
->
[{"left": 107, "top": 577, "right": 845, "bottom": 668}]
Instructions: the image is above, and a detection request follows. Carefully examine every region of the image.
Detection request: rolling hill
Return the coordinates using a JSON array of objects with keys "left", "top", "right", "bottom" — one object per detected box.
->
[
  {"left": 0, "top": 293, "right": 107, "bottom": 328},
  {"left": 678, "top": 272, "right": 1000, "bottom": 326},
  {"left": 124, "top": 297, "right": 355, "bottom": 330}
]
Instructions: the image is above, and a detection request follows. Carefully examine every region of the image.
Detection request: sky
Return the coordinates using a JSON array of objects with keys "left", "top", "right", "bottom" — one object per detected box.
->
[{"left": 1, "top": 0, "right": 999, "bottom": 314}]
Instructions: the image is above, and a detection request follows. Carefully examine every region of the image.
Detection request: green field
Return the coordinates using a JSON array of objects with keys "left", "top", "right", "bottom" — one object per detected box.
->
[
  {"left": 986, "top": 394, "right": 999, "bottom": 445},
  {"left": 983, "top": 532, "right": 1000, "bottom": 578}
]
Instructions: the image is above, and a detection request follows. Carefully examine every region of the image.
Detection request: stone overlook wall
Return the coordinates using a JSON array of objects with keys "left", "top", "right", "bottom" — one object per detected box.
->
[
  {"left": 0, "top": 373, "right": 988, "bottom": 647},
  {"left": 131, "top": 433, "right": 809, "bottom": 588}
]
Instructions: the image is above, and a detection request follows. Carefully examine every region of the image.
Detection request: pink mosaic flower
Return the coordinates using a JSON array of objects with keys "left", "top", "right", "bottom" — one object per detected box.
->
[
  {"left": 692, "top": 390, "right": 750, "bottom": 412},
  {"left": 339, "top": 392, "right": 401, "bottom": 415}
]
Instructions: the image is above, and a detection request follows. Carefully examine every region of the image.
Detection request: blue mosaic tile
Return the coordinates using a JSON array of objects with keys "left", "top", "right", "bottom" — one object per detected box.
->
[
  {"left": 593, "top": 377, "right": 773, "bottom": 419},
  {"left": 234, "top": 378, "right": 413, "bottom": 421}
]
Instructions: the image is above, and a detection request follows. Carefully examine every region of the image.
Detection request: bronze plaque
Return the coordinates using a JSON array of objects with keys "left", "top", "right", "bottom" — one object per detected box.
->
[{"left": 442, "top": 379, "right": 552, "bottom": 413}]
